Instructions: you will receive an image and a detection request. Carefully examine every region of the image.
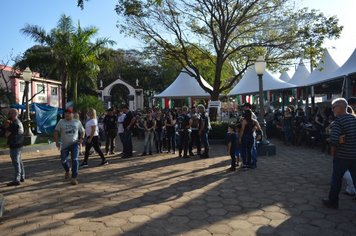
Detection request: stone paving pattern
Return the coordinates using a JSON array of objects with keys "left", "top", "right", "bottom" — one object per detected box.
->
[{"left": 0, "top": 138, "right": 356, "bottom": 235}]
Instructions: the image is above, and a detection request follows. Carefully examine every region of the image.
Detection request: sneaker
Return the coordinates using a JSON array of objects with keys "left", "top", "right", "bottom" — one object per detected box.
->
[
  {"left": 183, "top": 155, "right": 190, "bottom": 159},
  {"left": 172, "top": 151, "right": 176, "bottom": 154},
  {"left": 141, "top": 153, "right": 147, "bottom": 156},
  {"left": 149, "top": 152, "right": 153, "bottom": 155},
  {"left": 6, "top": 181, "right": 20, "bottom": 186},
  {"left": 100, "top": 160, "right": 109, "bottom": 166},
  {"left": 322, "top": 199, "right": 338, "bottom": 209},
  {"left": 80, "top": 162, "right": 88, "bottom": 167},
  {"left": 227, "top": 167, "right": 236, "bottom": 172},
  {"left": 110, "top": 152, "right": 115, "bottom": 155},
  {"left": 189, "top": 152, "right": 195, "bottom": 156},
  {"left": 20, "top": 178, "right": 25, "bottom": 183},
  {"left": 70, "top": 178, "right": 78, "bottom": 185},
  {"left": 64, "top": 171, "right": 70, "bottom": 180}
]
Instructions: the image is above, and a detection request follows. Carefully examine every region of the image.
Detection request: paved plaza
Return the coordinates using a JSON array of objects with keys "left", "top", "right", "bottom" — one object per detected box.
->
[{"left": 0, "top": 139, "right": 356, "bottom": 236}]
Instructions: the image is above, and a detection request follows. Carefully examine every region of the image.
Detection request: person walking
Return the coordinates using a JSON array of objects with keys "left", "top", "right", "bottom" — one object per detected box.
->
[
  {"left": 5, "top": 109, "right": 25, "bottom": 186},
  {"left": 122, "top": 104, "right": 136, "bottom": 158},
  {"left": 323, "top": 98, "right": 356, "bottom": 209},
  {"left": 177, "top": 106, "right": 192, "bottom": 158},
  {"left": 103, "top": 108, "right": 118, "bottom": 155},
  {"left": 198, "top": 105, "right": 211, "bottom": 158},
  {"left": 54, "top": 108, "right": 85, "bottom": 185},
  {"left": 239, "top": 109, "right": 262, "bottom": 169},
  {"left": 165, "top": 110, "right": 176, "bottom": 154},
  {"left": 80, "top": 108, "right": 108, "bottom": 167}
]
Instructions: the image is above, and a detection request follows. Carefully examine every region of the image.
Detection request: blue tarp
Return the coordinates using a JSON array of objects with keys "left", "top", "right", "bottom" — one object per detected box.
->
[{"left": 10, "top": 103, "right": 64, "bottom": 134}]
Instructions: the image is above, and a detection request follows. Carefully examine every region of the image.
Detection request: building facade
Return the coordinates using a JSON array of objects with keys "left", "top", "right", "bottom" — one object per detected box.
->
[{"left": 0, "top": 65, "right": 62, "bottom": 108}]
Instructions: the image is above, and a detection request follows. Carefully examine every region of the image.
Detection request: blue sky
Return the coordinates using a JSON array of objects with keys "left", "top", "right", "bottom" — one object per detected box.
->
[{"left": 1, "top": 0, "right": 355, "bottom": 70}]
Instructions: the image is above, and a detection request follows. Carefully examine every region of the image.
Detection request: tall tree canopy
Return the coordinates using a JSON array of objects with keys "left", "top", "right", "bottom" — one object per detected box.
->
[
  {"left": 116, "top": 0, "right": 342, "bottom": 102},
  {"left": 21, "top": 15, "right": 115, "bottom": 107}
]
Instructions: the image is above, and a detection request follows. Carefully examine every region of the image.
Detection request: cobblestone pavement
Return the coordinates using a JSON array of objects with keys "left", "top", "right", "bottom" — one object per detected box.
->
[{"left": 0, "top": 138, "right": 356, "bottom": 236}]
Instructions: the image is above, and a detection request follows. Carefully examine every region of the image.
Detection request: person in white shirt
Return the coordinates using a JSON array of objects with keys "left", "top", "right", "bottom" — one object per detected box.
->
[
  {"left": 80, "top": 108, "right": 108, "bottom": 167},
  {"left": 115, "top": 110, "right": 126, "bottom": 154}
]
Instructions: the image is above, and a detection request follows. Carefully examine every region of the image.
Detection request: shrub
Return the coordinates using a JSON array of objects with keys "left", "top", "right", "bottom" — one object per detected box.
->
[
  {"left": 76, "top": 95, "right": 104, "bottom": 115},
  {"left": 209, "top": 122, "right": 229, "bottom": 139}
]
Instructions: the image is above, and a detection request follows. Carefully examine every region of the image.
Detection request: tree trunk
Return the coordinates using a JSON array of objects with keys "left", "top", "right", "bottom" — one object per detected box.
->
[
  {"left": 73, "top": 76, "right": 78, "bottom": 108},
  {"left": 61, "top": 74, "right": 68, "bottom": 109},
  {"left": 208, "top": 90, "right": 220, "bottom": 122}
]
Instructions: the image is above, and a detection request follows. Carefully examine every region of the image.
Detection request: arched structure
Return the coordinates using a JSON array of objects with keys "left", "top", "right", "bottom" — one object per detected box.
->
[{"left": 99, "top": 78, "right": 143, "bottom": 110}]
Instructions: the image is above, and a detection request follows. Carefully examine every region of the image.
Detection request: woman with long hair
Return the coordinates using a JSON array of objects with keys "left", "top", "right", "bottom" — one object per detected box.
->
[
  {"left": 239, "top": 109, "right": 261, "bottom": 169},
  {"left": 80, "top": 108, "right": 108, "bottom": 167},
  {"left": 165, "top": 110, "right": 177, "bottom": 154}
]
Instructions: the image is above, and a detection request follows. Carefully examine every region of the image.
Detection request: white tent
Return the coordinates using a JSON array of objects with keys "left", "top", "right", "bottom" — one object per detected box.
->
[
  {"left": 328, "top": 48, "right": 356, "bottom": 80},
  {"left": 155, "top": 69, "right": 213, "bottom": 98},
  {"left": 288, "top": 60, "right": 310, "bottom": 87},
  {"left": 305, "top": 49, "right": 340, "bottom": 86},
  {"left": 228, "top": 67, "right": 295, "bottom": 96},
  {"left": 279, "top": 71, "right": 291, "bottom": 82}
]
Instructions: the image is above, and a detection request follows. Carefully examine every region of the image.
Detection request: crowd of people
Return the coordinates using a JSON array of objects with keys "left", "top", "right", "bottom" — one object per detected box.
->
[{"left": 3, "top": 97, "right": 356, "bottom": 210}]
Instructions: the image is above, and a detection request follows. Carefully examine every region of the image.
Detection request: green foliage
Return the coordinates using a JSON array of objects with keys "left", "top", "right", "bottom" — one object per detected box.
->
[
  {"left": 209, "top": 122, "right": 229, "bottom": 140},
  {"left": 76, "top": 95, "right": 104, "bottom": 114}
]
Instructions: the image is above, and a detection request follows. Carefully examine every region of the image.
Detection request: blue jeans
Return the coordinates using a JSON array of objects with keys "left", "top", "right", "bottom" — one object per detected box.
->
[
  {"left": 60, "top": 143, "right": 79, "bottom": 178},
  {"left": 328, "top": 158, "right": 356, "bottom": 204},
  {"left": 123, "top": 129, "right": 133, "bottom": 156},
  {"left": 10, "top": 148, "right": 25, "bottom": 182},
  {"left": 144, "top": 131, "right": 154, "bottom": 153},
  {"left": 241, "top": 136, "right": 254, "bottom": 166}
]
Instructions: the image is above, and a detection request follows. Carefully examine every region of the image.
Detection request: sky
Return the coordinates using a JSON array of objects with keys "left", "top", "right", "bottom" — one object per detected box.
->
[{"left": 0, "top": 0, "right": 355, "bottom": 72}]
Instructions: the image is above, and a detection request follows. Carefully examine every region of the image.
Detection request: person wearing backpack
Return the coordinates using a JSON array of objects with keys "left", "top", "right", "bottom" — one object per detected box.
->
[
  {"left": 198, "top": 104, "right": 211, "bottom": 158},
  {"left": 177, "top": 106, "right": 192, "bottom": 158}
]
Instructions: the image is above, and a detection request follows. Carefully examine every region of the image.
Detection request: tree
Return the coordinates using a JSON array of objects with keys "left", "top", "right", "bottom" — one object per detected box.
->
[
  {"left": 116, "top": 0, "right": 342, "bottom": 118},
  {"left": 67, "top": 22, "right": 115, "bottom": 105},
  {"left": 297, "top": 9, "right": 343, "bottom": 71},
  {"left": 21, "top": 14, "right": 74, "bottom": 108},
  {"left": 21, "top": 15, "right": 115, "bottom": 108}
]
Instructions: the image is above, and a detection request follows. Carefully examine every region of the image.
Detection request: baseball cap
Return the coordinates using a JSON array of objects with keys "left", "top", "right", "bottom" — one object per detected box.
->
[{"left": 65, "top": 108, "right": 74, "bottom": 113}]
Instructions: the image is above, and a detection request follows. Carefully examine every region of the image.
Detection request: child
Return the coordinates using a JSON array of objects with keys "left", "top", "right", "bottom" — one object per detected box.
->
[{"left": 227, "top": 124, "right": 238, "bottom": 171}]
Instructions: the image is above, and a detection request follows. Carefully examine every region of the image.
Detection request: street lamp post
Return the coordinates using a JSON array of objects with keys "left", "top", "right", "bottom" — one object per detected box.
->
[
  {"left": 22, "top": 67, "right": 34, "bottom": 140},
  {"left": 255, "top": 56, "right": 267, "bottom": 144}
]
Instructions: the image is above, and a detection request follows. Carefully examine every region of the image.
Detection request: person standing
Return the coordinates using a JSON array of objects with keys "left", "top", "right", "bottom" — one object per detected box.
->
[
  {"left": 226, "top": 124, "right": 238, "bottom": 172},
  {"left": 116, "top": 109, "right": 126, "bottom": 155},
  {"left": 142, "top": 110, "right": 156, "bottom": 156},
  {"left": 189, "top": 107, "right": 201, "bottom": 156},
  {"left": 154, "top": 110, "right": 164, "bottom": 154},
  {"left": 239, "top": 109, "right": 261, "bottom": 169},
  {"left": 80, "top": 108, "right": 108, "bottom": 167},
  {"left": 5, "top": 109, "right": 25, "bottom": 186},
  {"left": 54, "top": 108, "right": 85, "bottom": 185},
  {"left": 177, "top": 106, "right": 192, "bottom": 158},
  {"left": 122, "top": 104, "right": 136, "bottom": 158},
  {"left": 198, "top": 105, "right": 211, "bottom": 158},
  {"left": 165, "top": 110, "right": 176, "bottom": 154},
  {"left": 103, "top": 108, "right": 118, "bottom": 155},
  {"left": 323, "top": 98, "right": 356, "bottom": 209}
]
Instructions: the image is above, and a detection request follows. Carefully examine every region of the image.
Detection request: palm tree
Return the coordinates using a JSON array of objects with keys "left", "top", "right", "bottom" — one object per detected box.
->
[
  {"left": 21, "top": 14, "right": 74, "bottom": 108},
  {"left": 21, "top": 15, "right": 115, "bottom": 108},
  {"left": 68, "top": 22, "right": 115, "bottom": 105}
]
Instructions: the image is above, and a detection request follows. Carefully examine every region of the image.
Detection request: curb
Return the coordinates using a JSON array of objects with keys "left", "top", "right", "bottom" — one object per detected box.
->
[{"left": 0, "top": 143, "right": 56, "bottom": 155}]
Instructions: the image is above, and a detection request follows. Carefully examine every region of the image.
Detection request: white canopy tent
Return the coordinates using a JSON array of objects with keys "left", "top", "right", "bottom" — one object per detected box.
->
[
  {"left": 279, "top": 71, "right": 291, "bottom": 82},
  {"left": 305, "top": 49, "right": 340, "bottom": 86},
  {"left": 328, "top": 48, "right": 356, "bottom": 81},
  {"left": 228, "top": 67, "right": 296, "bottom": 96},
  {"left": 155, "top": 69, "right": 213, "bottom": 98},
  {"left": 288, "top": 60, "right": 310, "bottom": 87}
]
